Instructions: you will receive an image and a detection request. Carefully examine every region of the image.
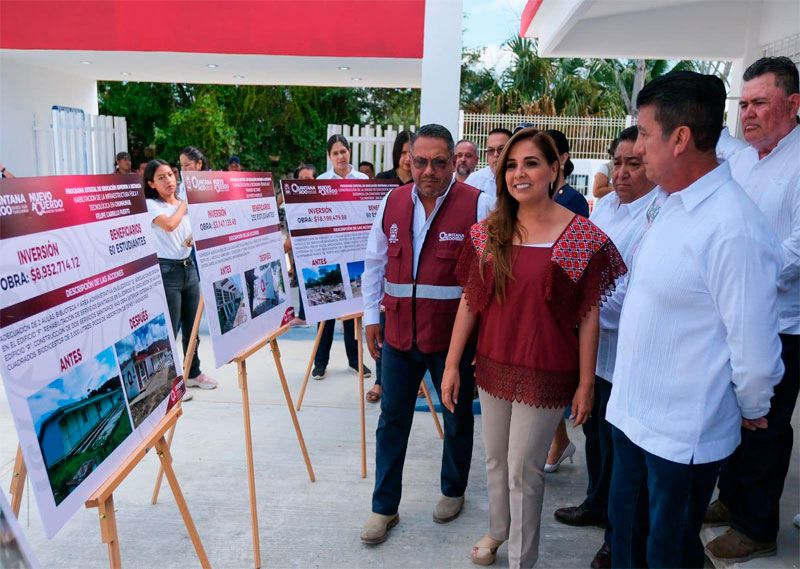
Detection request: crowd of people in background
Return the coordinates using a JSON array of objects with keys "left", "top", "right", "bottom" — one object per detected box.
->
[{"left": 4, "top": 54, "right": 797, "bottom": 569}]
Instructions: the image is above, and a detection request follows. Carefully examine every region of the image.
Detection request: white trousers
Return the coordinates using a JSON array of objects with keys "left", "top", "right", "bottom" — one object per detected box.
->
[{"left": 479, "top": 387, "right": 565, "bottom": 569}]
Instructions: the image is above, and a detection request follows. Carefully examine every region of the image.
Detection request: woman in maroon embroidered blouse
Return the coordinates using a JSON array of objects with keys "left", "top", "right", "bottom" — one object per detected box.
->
[{"left": 441, "top": 128, "right": 625, "bottom": 568}]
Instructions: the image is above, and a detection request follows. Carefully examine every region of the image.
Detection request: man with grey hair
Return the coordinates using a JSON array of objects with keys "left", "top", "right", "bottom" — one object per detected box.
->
[
  {"left": 706, "top": 55, "right": 800, "bottom": 562},
  {"left": 360, "top": 124, "right": 493, "bottom": 544},
  {"left": 454, "top": 139, "right": 479, "bottom": 183}
]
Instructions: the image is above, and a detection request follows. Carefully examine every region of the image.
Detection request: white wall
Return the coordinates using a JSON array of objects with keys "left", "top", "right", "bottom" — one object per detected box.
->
[
  {"left": 419, "top": 0, "right": 462, "bottom": 141},
  {"left": 0, "top": 57, "right": 98, "bottom": 177}
]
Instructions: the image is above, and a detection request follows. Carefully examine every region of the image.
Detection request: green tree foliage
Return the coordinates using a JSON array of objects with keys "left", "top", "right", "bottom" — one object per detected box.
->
[{"left": 99, "top": 82, "right": 420, "bottom": 176}]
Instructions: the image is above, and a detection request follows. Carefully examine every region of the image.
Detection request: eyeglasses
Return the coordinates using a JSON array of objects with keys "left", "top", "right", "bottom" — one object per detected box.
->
[
  {"left": 412, "top": 156, "right": 451, "bottom": 170},
  {"left": 486, "top": 145, "right": 506, "bottom": 156}
]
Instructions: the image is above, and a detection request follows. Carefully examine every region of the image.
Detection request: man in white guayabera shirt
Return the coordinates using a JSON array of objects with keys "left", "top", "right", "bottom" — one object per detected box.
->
[
  {"left": 706, "top": 56, "right": 800, "bottom": 562},
  {"left": 553, "top": 125, "right": 658, "bottom": 569},
  {"left": 605, "top": 71, "right": 784, "bottom": 569}
]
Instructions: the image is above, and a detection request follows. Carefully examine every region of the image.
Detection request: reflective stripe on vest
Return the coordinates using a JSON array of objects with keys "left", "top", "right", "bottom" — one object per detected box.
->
[{"left": 384, "top": 280, "right": 463, "bottom": 300}]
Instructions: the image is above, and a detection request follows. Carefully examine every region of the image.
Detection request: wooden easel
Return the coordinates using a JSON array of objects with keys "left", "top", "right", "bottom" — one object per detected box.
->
[
  {"left": 8, "top": 407, "right": 210, "bottom": 569},
  {"left": 151, "top": 298, "right": 315, "bottom": 569},
  {"left": 294, "top": 312, "right": 444, "bottom": 479}
]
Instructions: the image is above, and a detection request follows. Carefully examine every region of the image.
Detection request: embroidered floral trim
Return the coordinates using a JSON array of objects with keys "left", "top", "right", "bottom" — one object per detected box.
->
[
  {"left": 456, "top": 222, "right": 494, "bottom": 313},
  {"left": 551, "top": 216, "right": 608, "bottom": 282},
  {"left": 476, "top": 354, "right": 577, "bottom": 408},
  {"left": 545, "top": 238, "right": 627, "bottom": 328}
]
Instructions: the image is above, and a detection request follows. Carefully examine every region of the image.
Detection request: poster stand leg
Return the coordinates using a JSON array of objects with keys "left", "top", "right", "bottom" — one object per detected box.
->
[
  {"left": 152, "top": 296, "right": 205, "bottom": 504},
  {"left": 295, "top": 322, "right": 325, "bottom": 411},
  {"left": 354, "top": 315, "right": 367, "bottom": 478},
  {"left": 9, "top": 444, "right": 27, "bottom": 517},
  {"left": 84, "top": 406, "right": 210, "bottom": 569},
  {"left": 228, "top": 327, "right": 315, "bottom": 569},
  {"left": 8, "top": 408, "right": 210, "bottom": 569},
  {"left": 420, "top": 381, "right": 444, "bottom": 440}
]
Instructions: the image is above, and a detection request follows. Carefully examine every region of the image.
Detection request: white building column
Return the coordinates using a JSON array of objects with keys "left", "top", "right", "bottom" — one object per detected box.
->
[
  {"left": 0, "top": 57, "right": 98, "bottom": 177},
  {"left": 726, "top": 2, "right": 764, "bottom": 139},
  {"left": 420, "top": 0, "right": 462, "bottom": 140}
]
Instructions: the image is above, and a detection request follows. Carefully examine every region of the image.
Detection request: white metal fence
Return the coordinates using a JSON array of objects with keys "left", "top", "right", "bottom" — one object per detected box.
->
[
  {"left": 34, "top": 107, "right": 128, "bottom": 176},
  {"left": 458, "top": 111, "right": 631, "bottom": 166},
  {"left": 326, "top": 124, "right": 416, "bottom": 173}
]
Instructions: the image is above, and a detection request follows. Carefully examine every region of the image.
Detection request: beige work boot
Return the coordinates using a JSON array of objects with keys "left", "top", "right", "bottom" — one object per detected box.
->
[
  {"left": 706, "top": 528, "right": 777, "bottom": 562},
  {"left": 360, "top": 512, "right": 399, "bottom": 544},
  {"left": 704, "top": 499, "right": 734, "bottom": 527},
  {"left": 433, "top": 494, "right": 464, "bottom": 523}
]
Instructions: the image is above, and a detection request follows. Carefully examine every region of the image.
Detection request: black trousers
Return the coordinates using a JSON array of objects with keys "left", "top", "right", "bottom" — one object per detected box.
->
[
  {"left": 581, "top": 375, "right": 613, "bottom": 543},
  {"left": 717, "top": 333, "right": 800, "bottom": 542},
  {"left": 314, "top": 319, "right": 358, "bottom": 368}
]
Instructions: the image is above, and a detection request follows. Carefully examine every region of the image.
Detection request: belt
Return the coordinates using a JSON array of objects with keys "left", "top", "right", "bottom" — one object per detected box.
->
[{"left": 159, "top": 257, "right": 194, "bottom": 267}]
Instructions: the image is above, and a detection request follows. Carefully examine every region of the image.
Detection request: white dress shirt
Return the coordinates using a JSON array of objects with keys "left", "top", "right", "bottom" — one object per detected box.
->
[
  {"left": 589, "top": 187, "right": 658, "bottom": 382},
  {"left": 727, "top": 124, "right": 800, "bottom": 334},
  {"left": 317, "top": 166, "right": 369, "bottom": 180},
  {"left": 607, "top": 162, "right": 784, "bottom": 465},
  {"left": 464, "top": 165, "right": 497, "bottom": 197},
  {"left": 362, "top": 181, "right": 493, "bottom": 326},
  {"left": 716, "top": 126, "right": 748, "bottom": 162}
]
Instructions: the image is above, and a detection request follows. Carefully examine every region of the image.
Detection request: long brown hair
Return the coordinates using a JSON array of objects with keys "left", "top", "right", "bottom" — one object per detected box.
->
[{"left": 481, "top": 128, "right": 560, "bottom": 301}]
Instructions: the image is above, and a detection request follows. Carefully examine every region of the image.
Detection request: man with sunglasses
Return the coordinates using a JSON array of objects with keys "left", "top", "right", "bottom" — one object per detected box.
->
[
  {"left": 360, "top": 124, "right": 493, "bottom": 544},
  {"left": 464, "top": 127, "right": 512, "bottom": 198}
]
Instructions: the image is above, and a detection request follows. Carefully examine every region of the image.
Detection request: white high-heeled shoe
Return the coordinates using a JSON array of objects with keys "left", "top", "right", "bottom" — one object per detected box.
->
[{"left": 544, "top": 441, "right": 576, "bottom": 473}]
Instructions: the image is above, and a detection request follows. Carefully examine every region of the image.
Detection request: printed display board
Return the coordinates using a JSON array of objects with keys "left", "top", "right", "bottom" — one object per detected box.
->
[
  {"left": 0, "top": 492, "right": 39, "bottom": 569},
  {"left": 0, "top": 175, "right": 184, "bottom": 538},
  {"left": 281, "top": 179, "right": 397, "bottom": 323},
  {"left": 182, "top": 171, "right": 292, "bottom": 367}
]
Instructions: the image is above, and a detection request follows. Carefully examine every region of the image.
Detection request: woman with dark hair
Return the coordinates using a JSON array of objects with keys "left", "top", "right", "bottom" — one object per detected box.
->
[
  {"left": 312, "top": 137, "right": 370, "bottom": 378},
  {"left": 545, "top": 130, "right": 590, "bottom": 219},
  {"left": 441, "top": 129, "right": 625, "bottom": 568},
  {"left": 143, "top": 159, "right": 217, "bottom": 393},
  {"left": 179, "top": 146, "right": 212, "bottom": 171},
  {"left": 376, "top": 130, "right": 413, "bottom": 184},
  {"left": 318, "top": 135, "right": 369, "bottom": 180}
]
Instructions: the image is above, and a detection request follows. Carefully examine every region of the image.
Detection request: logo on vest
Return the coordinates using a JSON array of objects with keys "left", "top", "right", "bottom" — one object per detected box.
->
[
  {"left": 438, "top": 231, "right": 464, "bottom": 242},
  {"left": 389, "top": 223, "right": 399, "bottom": 243}
]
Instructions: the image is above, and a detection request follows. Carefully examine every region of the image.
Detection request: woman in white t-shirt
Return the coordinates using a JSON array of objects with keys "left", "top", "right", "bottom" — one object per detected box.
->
[
  {"left": 318, "top": 134, "right": 370, "bottom": 180},
  {"left": 143, "top": 159, "right": 216, "bottom": 390}
]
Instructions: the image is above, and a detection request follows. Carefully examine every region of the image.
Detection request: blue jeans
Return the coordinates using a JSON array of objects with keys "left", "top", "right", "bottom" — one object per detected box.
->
[
  {"left": 372, "top": 341, "right": 476, "bottom": 515},
  {"left": 609, "top": 426, "right": 721, "bottom": 569},
  {"left": 315, "top": 319, "right": 358, "bottom": 368},
  {"left": 581, "top": 375, "right": 613, "bottom": 543},
  {"left": 159, "top": 258, "right": 202, "bottom": 379},
  {"left": 374, "top": 311, "right": 386, "bottom": 386}
]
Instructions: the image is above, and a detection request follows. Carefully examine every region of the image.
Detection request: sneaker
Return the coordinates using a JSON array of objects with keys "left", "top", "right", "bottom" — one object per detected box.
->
[
  {"left": 349, "top": 364, "right": 372, "bottom": 378},
  {"left": 186, "top": 373, "right": 218, "bottom": 390},
  {"left": 289, "top": 317, "right": 309, "bottom": 328},
  {"left": 181, "top": 390, "right": 194, "bottom": 402},
  {"left": 312, "top": 364, "right": 326, "bottom": 380}
]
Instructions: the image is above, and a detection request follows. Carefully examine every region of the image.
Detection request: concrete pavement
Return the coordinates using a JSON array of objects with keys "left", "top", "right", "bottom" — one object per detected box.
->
[{"left": 1, "top": 323, "right": 798, "bottom": 568}]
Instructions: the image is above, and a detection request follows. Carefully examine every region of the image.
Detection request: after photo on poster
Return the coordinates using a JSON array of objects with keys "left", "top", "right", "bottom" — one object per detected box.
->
[
  {"left": 26, "top": 347, "right": 133, "bottom": 506},
  {"left": 244, "top": 260, "right": 286, "bottom": 319},
  {"left": 115, "top": 313, "right": 178, "bottom": 428}
]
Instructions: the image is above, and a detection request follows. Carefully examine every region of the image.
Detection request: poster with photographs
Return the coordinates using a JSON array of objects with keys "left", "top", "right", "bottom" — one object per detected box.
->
[
  {"left": 182, "top": 171, "right": 292, "bottom": 367},
  {"left": 0, "top": 493, "right": 39, "bottom": 569},
  {"left": 0, "top": 175, "right": 184, "bottom": 538},
  {"left": 281, "top": 179, "right": 396, "bottom": 323}
]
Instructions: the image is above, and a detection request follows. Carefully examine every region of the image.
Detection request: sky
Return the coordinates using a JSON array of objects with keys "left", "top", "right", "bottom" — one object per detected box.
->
[
  {"left": 114, "top": 313, "right": 169, "bottom": 364},
  {"left": 462, "top": 0, "right": 528, "bottom": 77}
]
